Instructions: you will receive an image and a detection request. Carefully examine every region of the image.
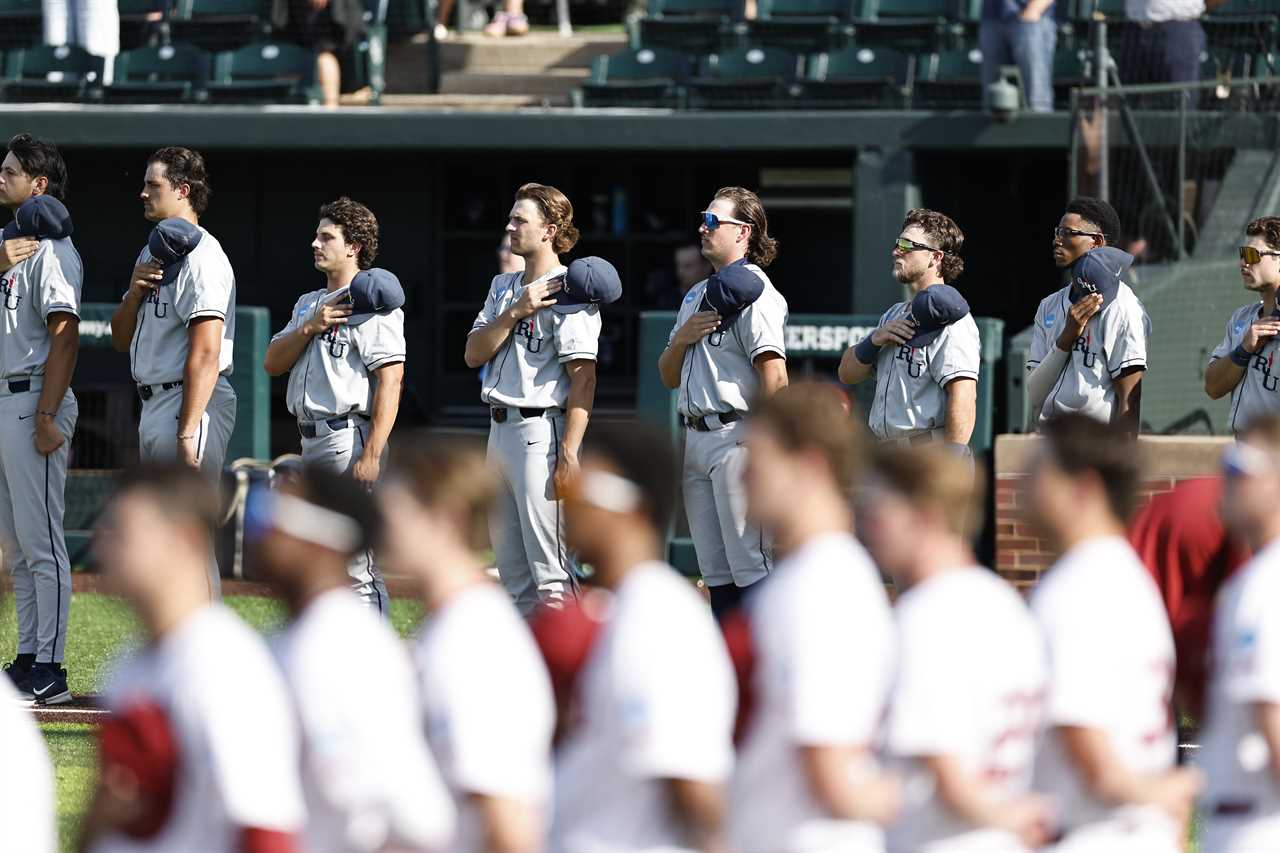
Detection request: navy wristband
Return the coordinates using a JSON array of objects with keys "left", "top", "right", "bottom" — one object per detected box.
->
[
  {"left": 853, "top": 336, "right": 882, "bottom": 365},
  {"left": 1230, "top": 344, "right": 1253, "bottom": 368}
]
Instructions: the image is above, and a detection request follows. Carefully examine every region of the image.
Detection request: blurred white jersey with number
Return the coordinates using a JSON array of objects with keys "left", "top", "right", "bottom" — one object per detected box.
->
[
  {"left": 273, "top": 589, "right": 455, "bottom": 853},
  {"left": 92, "top": 604, "right": 305, "bottom": 853},
  {"left": 0, "top": 675, "right": 56, "bottom": 853},
  {"left": 1199, "top": 539, "right": 1280, "bottom": 853},
  {"left": 550, "top": 561, "right": 736, "bottom": 853},
  {"left": 886, "top": 566, "right": 1047, "bottom": 853},
  {"left": 414, "top": 581, "right": 555, "bottom": 852},
  {"left": 730, "top": 532, "right": 894, "bottom": 853},
  {"left": 1030, "top": 536, "right": 1179, "bottom": 847}
]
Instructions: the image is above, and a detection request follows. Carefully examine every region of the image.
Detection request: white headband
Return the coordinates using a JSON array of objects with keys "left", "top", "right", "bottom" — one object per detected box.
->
[
  {"left": 271, "top": 493, "right": 363, "bottom": 553},
  {"left": 577, "top": 470, "right": 643, "bottom": 514}
]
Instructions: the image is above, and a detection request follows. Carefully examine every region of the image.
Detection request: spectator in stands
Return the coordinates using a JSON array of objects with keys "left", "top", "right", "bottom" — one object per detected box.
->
[
  {"left": 1122, "top": 0, "right": 1227, "bottom": 85},
  {"left": 498, "top": 232, "right": 524, "bottom": 275},
  {"left": 42, "top": 0, "right": 120, "bottom": 85},
  {"left": 277, "top": 0, "right": 367, "bottom": 106},
  {"left": 980, "top": 0, "right": 1056, "bottom": 112},
  {"left": 646, "top": 243, "right": 713, "bottom": 309},
  {"left": 483, "top": 0, "right": 529, "bottom": 36}
]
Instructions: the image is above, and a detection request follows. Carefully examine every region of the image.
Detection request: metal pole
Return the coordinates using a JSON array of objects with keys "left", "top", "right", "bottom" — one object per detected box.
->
[
  {"left": 1177, "top": 92, "right": 1187, "bottom": 258},
  {"left": 1095, "top": 17, "right": 1109, "bottom": 202},
  {"left": 1069, "top": 86, "right": 1080, "bottom": 199}
]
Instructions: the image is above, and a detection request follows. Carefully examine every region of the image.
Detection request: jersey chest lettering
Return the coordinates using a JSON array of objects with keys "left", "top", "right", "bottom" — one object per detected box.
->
[
  {"left": 0, "top": 272, "right": 21, "bottom": 311},
  {"left": 515, "top": 317, "right": 546, "bottom": 354},
  {"left": 1249, "top": 348, "right": 1280, "bottom": 392},
  {"left": 320, "top": 324, "right": 349, "bottom": 359},
  {"left": 145, "top": 287, "right": 170, "bottom": 319},
  {"left": 1071, "top": 329, "right": 1099, "bottom": 368},
  {"left": 893, "top": 344, "right": 926, "bottom": 378}
]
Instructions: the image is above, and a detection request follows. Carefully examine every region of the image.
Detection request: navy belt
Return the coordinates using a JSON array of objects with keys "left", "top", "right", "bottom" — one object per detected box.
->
[
  {"left": 7, "top": 379, "right": 31, "bottom": 394},
  {"left": 683, "top": 411, "right": 743, "bottom": 432},
  {"left": 491, "top": 407, "right": 548, "bottom": 423},
  {"left": 298, "top": 416, "right": 360, "bottom": 439},
  {"left": 1211, "top": 800, "right": 1256, "bottom": 817},
  {"left": 138, "top": 380, "right": 183, "bottom": 401}
]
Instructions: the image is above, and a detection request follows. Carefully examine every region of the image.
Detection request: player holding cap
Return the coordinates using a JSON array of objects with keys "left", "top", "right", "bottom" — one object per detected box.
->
[
  {"left": 862, "top": 444, "right": 1050, "bottom": 853},
  {"left": 464, "top": 183, "right": 620, "bottom": 616},
  {"left": 657, "top": 186, "right": 788, "bottom": 617},
  {"left": 248, "top": 466, "right": 456, "bottom": 853},
  {"left": 551, "top": 422, "right": 736, "bottom": 853},
  {"left": 263, "top": 197, "right": 404, "bottom": 613},
  {"left": 839, "top": 208, "right": 979, "bottom": 450},
  {"left": 1026, "top": 415, "right": 1197, "bottom": 850},
  {"left": 730, "top": 383, "right": 899, "bottom": 853},
  {"left": 0, "top": 134, "right": 82, "bottom": 708},
  {"left": 1204, "top": 217, "right": 1280, "bottom": 433},
  {"left": 110, "top": 147, "right": 237, "bottom": 596},
  {"left": 85, "top": 464, "right": 305, "bottom": 853},
  {"left": 1026, "top": 197, "right": 1148, "bottom": 432},
  {"left": 380, "top": 434, "right": 555, "bottom": 853}
]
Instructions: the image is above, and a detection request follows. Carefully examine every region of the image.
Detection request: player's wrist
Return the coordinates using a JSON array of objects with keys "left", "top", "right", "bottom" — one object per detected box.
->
[{"left": 1231, "top": 343, "right": 1254, "bottom": 366}]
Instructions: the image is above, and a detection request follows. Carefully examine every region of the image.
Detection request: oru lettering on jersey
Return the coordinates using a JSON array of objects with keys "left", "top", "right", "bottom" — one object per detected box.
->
[{"left": 0, "top": 273, "right": 19, "bottom": 310}]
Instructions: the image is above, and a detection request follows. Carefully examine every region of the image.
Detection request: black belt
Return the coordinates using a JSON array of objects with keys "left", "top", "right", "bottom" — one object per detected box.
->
[
  {"left": 5, "top": 379, "right": 31, "bottom": 394},
  {"left": 137, "top": 380, "right": 183, "bottom": 401},
  {"left": 491, "top": 407, "right": 549, "bottom": 423},
  {"left": 683, "top": 411, "right": 743, "bottom": 432},
  {"left": 1211, "top": 799, "right": 1256, "bottom": 817},
  {"left": 298, "top": 415, "right": 361, "bottom": 439}
]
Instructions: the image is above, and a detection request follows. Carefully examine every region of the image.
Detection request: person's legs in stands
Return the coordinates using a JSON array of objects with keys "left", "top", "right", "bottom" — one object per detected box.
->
[
  {"left": 316, "top": 50, "right": 341, "bottom": 106},
  {"left": 1162, "top": 19, "right": 1205, "bottom": 84},
  {"left": 1012, "top": 15, "right": 1056, "bottom": 112}
]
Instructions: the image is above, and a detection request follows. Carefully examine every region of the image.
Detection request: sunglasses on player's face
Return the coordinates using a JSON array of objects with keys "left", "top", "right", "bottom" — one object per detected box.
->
[
  {"left": 701, "top": 211, "right": 750, "bottom": 232},
  {"left": 1240, "top": 245, "right": 1280, "bottom": 265},
  {"left": 1053, "top": 226, "right": 1103, "bottom": 242},
  {"left": 893, "top": 237, "right": 941, "bottom": 255}
]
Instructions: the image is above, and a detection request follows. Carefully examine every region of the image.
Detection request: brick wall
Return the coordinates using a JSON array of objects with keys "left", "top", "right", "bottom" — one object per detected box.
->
[{"left": 993, "top": 435, "right": 1231, "bottom": 589}]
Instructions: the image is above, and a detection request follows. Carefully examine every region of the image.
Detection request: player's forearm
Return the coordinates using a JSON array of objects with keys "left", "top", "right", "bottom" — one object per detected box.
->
[
  {"left": 1112, "top": 371, "right": 1143, "bottom": 434},
  {"left": 362, "top": 363, "right": 403, "bottom": 460},
  {"left": 1057, "top": 725, "right": 1155, "bottom": 807},
  {"left": 1253, "top": 703, "right": 1280, "bottom": 788},
  {"left": 925, "top": 754, "right": 1010, "bottom": 830},
  {"left": 263, "top": 327, "right": 312, "bottom": 377},
  {"left": 754, "top": 354, "right": 788, "bottom": 398},
  {"left": 666, "top": 778, "right": 725, "bottom": 852},
  {"left": 38, "top": 316, "right": 79, "bottom": 414},
  {"left": 474, "top": 794, "right": 541, "bottom": 853},
  {"left": 800, "top": 744, "right": 882, "bottom": 823},
  {"left": 1205, "top": 358, "right": 1245, "bottom": 400},
  {"left": 465, "top": 311, "right": 518, "bottom": 369},
  {"left": 838, "top": 347, "right": 874, "bottom": 385},
  {"left": 943, "top": 378, "right": 977, "bottom": 445},
  {"left": 657, "top": 342, "right": 690, "bottom": 390},
  {"left": 562, "top": 363, "right": 597, "bottom": 456},
  {"left": 109, "top": 291, "right": 143, "bottom": 353},
  {"left": 177, "top": 324, "right": 222, "bottom": 435}
]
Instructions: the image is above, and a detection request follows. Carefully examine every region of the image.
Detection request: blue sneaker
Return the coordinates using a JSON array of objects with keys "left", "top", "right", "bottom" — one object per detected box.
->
[{"left": 22, "top": 663, "right": 71, "bottom": 706}]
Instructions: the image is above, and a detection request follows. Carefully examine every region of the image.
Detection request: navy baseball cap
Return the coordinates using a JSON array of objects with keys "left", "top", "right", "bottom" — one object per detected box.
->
[
  {"left": 2, "top": 195, "right": 74, "bottom": 243},
  {"left": 348, "top": 267, "right": 405, "bottom": 326},
  {"left": 1069, "top": 246, "right": 1132, "bottom": 308},
  {"left": 148, "top": 218, "right": 203, "bottom": 286},
  {"left": 554, "top": 257, "right": 623, "bottom": 314},
  {"left": 699, "top": 259, "right": 765, "bottom": 332},
  {"left": 905, "top": 284, "right": 971, "bottom": 348}
]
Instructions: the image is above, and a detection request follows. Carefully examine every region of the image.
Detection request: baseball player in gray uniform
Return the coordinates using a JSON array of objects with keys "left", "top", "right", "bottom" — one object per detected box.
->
[
  {"left": 110, "top": 147, "right": 236, "bottom": 598},
  {"left": 1204, "top": 216, "right": 1280, "bottom": 434},
  {"left": 263, "top": 197, "right": 403, "bottom": 614},
  {"left": 838, "top": 208, "right": 980, "bottom": 448},
  {"left": 0, "top": 135, "right": 80, "bottom": 707},
  {"left": 1025, "top": 197, "right": 1149, "bottom": 433},
  {"left": 464, "top": 183, "right": 620, "bottom": 617},
  {"left": 657, "top": 186, "right": 788, "bottom": 618}
]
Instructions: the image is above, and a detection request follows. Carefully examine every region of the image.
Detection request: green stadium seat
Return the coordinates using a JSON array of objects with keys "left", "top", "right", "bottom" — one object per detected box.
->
[
  {"left": 120, "top": 0, "right": 170, "bottom": 50},
  {"left": 913, "top": 45, "right": 983, "bottom": 107},
  {"left": 171, "top": 0, "right": 270, "bottom": 51},
  {"left": 207, "top": 41, "right": 313, "bottom": 102},
  {"left": 579, "top": 46, "right": 691, "bottom": 107},
  {"left": 1, "top": 44, "right": 106, "bottom": 102},
  {"left": 852, "top": 0, "right": 957, "bottom": 54},
  {"left": 0, "top": 0, "right": 41, "bottom": 50},
  {"left": 687, "top": 45, "right": 802, "bottom": 107},
  {"left": 740, "top": 0, "right": 855, "bottom": 51},
  {"left": 1203, "top": 0, "right": 1280, "bottom": 55},
  {"left": 105, "top": 42, "right": 212, "bottom": 102},
  {"left": 794, "top": 44, "right": 910, "bottom": 106},
  {"left": 636, "top": 0, "right": 738, "bottom": 54},
  {"left": 1051, "top": 44, "right": 1088, "bottom": 104}
]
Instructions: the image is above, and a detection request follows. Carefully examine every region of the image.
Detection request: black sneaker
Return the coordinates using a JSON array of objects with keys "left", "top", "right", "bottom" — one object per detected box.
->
[
  {"left": 23, "top": 662, "right": 71, "bottom": 706},
  {"left": 3, "top": 656, "right": 34, "bottom": 694}
]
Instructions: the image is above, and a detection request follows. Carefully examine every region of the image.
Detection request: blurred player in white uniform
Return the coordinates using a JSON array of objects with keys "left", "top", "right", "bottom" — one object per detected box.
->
[
  {"left": 551, "top": 422, "right": 736, "bottom": 853},
  {"left": 862, "top": 444, "right": 1050, "bottom": 853},
  {"left": 85, "top": 464, "right": 304, "bottom": 853},
  {"left": 249, "top": 465, "right": 456, "bottom": 853},
  {"left": 0, "top": 134, "right": 81, "bottom": 706},
  {"left": 1027, "top": 414, "right": 1198, "bottom": 850},
  {"left": 839, "top": 208, "right": 980, "bottom": 449},
  {"left": 1204, "top": 217, "right": 1280, "bottom": 433},
  {"left": 1026, "top": 197, "right": 1148, "bottom": 433},
  {"left": 730, "top": 383, "right": 899, "bottom": 853},
  {"left": 381, "top": 434, "right": 556, "bottom": 853},
  {"left": 110, "top": 147, "right": 237, "bottom": 597},
  {"left": 264, "top": 198, "right": 404, "bottom": 614},
  {"left": 465, "top": 183, "right": 620, "bottom": 616},
  {"left": 657, "top": 186, "right": 789, "bottom": 617},
  {"left": 1200, "top": 418, "right": 1280, "bottom": 852}
]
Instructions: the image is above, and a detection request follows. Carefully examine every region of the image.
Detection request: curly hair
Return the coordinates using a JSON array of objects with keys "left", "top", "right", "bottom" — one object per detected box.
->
[
  {"left": 903, "top": 207, "right": 965, "bottom": 283},
  {"left": 1065, "top": 196, "right": 1122, "bottom": 246},
  {"left": 1247, "top": 216, "right": 1280, "bottom": 251},
  {"left": 714, "top": 186, "right": 778, "bottom": 268},
  {"left": 318, "top": 197, "right": 379, "bottom": 269},
  {"left": 515, "top": 183, "right": 579, "bottom": 254},
  {"left": 7, "top": 134, "right": 68, "bottom": 201},
  {"left": 147, "top": 147, "right": 211, "bottom": 215}
]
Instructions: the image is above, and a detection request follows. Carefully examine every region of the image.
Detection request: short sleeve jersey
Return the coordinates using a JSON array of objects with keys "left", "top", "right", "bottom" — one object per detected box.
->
[
  {"left": 271, "top": 287, "right": 407, "bottom": 420},
  {"left": 669, "top": 265, "right": 788, "bottom": 418},
  {"left": 1209, "top": 302, "right": 1280, "bottom": 434},
  {"left": 470, "top": 269, "right": 602, "bottom": 410},
  {"left": 866, "top": 301, "right": 981, "bottom": 441},
  {"left": 129, "top": 228, "right": 237, "bottom": 386},
  {"left": 0, "top": 236, "right": 81, "bottom": 380},
  {"left": 1026, "top": 283, "right": 1149, "bottom": 427}
]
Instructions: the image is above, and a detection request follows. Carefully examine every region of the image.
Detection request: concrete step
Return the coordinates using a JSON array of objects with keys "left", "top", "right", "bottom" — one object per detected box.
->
[
  {"left": 438, "top": 31, "right": 627, "bottom": 73},
  {"left": 379, "top": 92, "right": 551, "bottom": 108},
  {"left": 440, "top": 67, "right": 587, "bottom": 98}
]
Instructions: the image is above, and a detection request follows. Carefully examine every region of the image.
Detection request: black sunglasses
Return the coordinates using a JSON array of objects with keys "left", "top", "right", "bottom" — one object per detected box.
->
[
  {"left": 894, "top": 237, "right": 944, "bottom": 255},
  {"left": 1054, "top": 226, "right": 1103, "bottom": 241}
]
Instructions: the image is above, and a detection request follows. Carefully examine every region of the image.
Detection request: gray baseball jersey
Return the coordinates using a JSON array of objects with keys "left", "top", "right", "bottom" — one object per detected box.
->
[
  {"left": 668, "top": 265, "right": 788, "bottom": 417},
  {"left": 129, "top": 227, "right": 236, "bottom": 385},
  {"left": 0, "top": 235, "right": 81, "bottom": 665},
  {"left": 272, "top": 287, "right": 407, "bottom": 420},
  {"left": 1026, "top": 283, "right": 1150, "bottom": 426},
  {"left": 866, "top": 302, "right": 981, "bottom": 441},
  {"left": 1210, "top": 302, "right": 1280, "bottom": 434},
  {"left": 472, "top": 269, "right": 601, "bottom": 409}
]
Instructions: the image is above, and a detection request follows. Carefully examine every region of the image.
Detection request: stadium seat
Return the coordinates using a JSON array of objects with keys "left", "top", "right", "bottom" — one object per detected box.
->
[
  {"left": 1203, "top": 0, "right": 1280, "bottom": 55},
  {"left": 851, "top": 0, "right": 958, "bottom": 54},
  {"left": 913, "top": 45, "right": 983, "bottom": 107},
  {"left": 635, "top": 0, "right": 738, "bottom": 54},
  {"left": 1051, "top": 44, "right": 1089, "bottom": 105},
  {"left": 739, "top": 0, "right": 855, "bottom": 52},
  {"left": 120, "top": 0, "right": 171, "bottom": 50},
  {"left": 794, "top": 44, "right": 911, "bottom": 106},
  {"left": 1, "top": 44, "right": 106, "bottom": 102},
  {"left": 105, "top": 42, "right": 212, "bottom": 102},
  {"left": 0, "top": 0, "right": 41, "bottom": 50},
  {"left": 207, "top": 41, "right": 313, "bottom": 102},
  {"left": 686, "top": 45, "right": 802, "bottom": 108},
  {"left": 578, "top": 46, "right": 691, "bottom": 108},
  {"left": 171, "top": 0, "right": 270, "bottom": 51}
]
